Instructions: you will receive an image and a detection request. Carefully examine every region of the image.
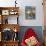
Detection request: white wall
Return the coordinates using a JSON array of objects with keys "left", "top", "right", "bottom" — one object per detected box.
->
[
  {"left": 18, "top": 0, "right": 44, "bottom": 26},
  {"left": 0, "top": 0, "right": 44, "bottom": 26}
]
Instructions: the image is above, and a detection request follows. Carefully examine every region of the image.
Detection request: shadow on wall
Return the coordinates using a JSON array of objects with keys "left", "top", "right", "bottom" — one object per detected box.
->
[{"left": 18, "top": 26, "right": 44, "bottom": 44}]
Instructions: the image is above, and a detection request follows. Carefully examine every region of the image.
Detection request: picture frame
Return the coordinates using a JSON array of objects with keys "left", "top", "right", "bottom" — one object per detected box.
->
[
  {"left": 25, "top": 6, "right": 36, "bottom": 20},
  {"left": 2, "top": 10, "right": 9, "bottom": 15}
]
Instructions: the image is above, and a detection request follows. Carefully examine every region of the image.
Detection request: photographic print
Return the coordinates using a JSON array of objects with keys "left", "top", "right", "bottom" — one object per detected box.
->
[
  {"left": 25, "top": 6, "right": 36, "bottom": 19},
  {"left": 2, "top": 10, "right": 9, "bottom": 15}
]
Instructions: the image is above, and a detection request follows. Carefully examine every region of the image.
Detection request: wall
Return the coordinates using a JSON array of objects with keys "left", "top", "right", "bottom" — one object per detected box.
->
[
  {"left": 18, "top": 0, "right": 44, "bottom": 26},
  {"left": 0, "top": 0, "right": 44, "bottom": 26}
]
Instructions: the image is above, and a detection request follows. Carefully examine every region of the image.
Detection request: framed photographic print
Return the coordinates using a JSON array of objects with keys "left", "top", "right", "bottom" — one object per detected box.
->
[
  {"left": 25, "top": 6, "right": 36, "bottom": 19},
  {"left": 2, "top": 10, "right": 9, "bottom": 15}
]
